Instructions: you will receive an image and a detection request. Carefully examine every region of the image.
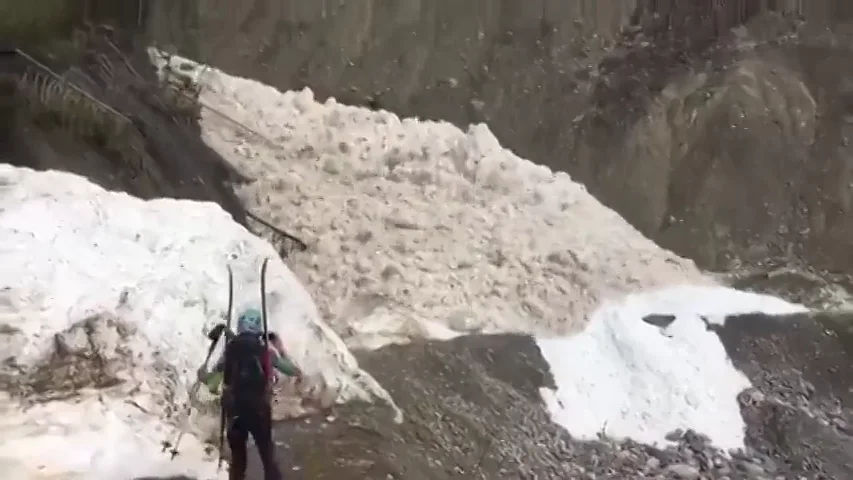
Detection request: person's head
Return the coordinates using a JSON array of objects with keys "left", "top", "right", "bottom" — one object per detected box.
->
[{"left": 237, "top": 307, "right": 263, "bottom": 334}]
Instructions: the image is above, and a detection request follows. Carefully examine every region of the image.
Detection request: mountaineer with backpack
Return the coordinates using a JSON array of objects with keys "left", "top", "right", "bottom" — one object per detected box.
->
[
  {"left": 198, "top": 307, "right": 303, "bottom": 480},
  {"left": 200, "top": 325, "right": 295, "bottom": 395}
]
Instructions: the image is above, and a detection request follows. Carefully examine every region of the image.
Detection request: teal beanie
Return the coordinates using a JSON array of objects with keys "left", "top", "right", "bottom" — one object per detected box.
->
[{"left": 237, "top": 308, "right": 263, "bottom": 334}]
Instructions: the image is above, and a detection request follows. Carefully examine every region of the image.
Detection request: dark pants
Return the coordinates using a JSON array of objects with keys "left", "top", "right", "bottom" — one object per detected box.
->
[{"left": 225, "top": 397, "right": 282, "bottom": 480}]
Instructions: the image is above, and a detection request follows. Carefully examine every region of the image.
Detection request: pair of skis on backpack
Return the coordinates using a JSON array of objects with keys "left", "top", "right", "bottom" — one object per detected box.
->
[
  {"left": 162, "top": 257, "right": 272, "bottom": 468},
  {"left": 213, "top": 257, "right": 271, "bottom": 346}
]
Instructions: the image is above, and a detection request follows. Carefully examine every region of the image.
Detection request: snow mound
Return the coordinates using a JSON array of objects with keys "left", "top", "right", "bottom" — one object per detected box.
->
[
  {"left": 0, "top": 165, "right": 396, "bottom": 479},
  {"left": 151, "top": 50, "right": 712, "bottom": 349},
  {"left": 538, "top": 285, "right": 808, "bottom": 451}
]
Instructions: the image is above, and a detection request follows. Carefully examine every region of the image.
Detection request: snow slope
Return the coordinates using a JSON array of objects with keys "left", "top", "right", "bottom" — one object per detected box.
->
[
  {"left": 152, "top": 50, "right": 713, "bottom": 349},
  {"left": 0, "top": 165, "right": 395, "bottom": 479},
  {"left": 538, "top": 285, "right": 807, "bottom": 451}
]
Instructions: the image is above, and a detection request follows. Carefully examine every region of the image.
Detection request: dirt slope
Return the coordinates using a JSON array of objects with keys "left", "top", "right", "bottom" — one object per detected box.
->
[{"left": 574, "top": 17, "right": 853, "bottom": 274}]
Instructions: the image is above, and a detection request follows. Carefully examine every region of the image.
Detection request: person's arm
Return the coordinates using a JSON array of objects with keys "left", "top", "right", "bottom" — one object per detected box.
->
[
  {"left": 197, "top": 355, "right": 225, "bottom": 382},
  {"left": 272, "top": 353, "right": 302, "bottom": 378}
]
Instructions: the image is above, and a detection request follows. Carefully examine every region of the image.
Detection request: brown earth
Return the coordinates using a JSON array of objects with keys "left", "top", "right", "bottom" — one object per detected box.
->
[{"left": 143, "top": 0, "right": 853, "bottom": 274}]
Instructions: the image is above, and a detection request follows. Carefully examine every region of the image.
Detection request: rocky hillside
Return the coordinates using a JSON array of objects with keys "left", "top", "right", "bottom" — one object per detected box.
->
[
  {"left": 146, "top": 0, "right": 853, "bottom": 274},
  {"left": 0, "top": 4, "right": 309, "bottom": 259},
  {"left": 1, "top": 21, "right": 247, "bottom": 227}
]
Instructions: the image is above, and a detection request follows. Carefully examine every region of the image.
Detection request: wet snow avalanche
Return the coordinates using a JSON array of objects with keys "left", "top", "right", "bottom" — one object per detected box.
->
[{"left": 151, "top": 50, "right": 712, "bottom": 350}]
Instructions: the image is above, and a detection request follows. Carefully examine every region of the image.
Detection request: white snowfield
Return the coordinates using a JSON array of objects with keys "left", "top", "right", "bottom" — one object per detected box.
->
[
  {"left": 0, "top": 165, "right": 395, "bottom": 479},
  {"left": 151, "top": 50, "right": 713, "bottom": 350},
  {"left": 538, "top": 285, "right": 807, "bottom": 451}
]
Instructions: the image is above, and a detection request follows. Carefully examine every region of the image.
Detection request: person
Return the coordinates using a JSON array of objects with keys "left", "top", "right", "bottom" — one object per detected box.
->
[{"left": 197, "top": 308, "right": 302, "bottom": 480}]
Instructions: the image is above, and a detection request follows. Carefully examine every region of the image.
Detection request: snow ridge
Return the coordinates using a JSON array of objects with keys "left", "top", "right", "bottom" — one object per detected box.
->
[{"left": 0, "top": 165, "right": 394, "bottom": 479}]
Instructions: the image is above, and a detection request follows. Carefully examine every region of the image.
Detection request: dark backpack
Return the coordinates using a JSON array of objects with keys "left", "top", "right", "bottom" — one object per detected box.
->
[{"left": 222, "top": 332, "right": 270, "bottom": 397}]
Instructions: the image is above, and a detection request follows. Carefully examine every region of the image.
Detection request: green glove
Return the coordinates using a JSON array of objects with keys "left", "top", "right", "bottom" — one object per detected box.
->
[{"left": 203, "top": 371, "right": 223, "bottom": 394}]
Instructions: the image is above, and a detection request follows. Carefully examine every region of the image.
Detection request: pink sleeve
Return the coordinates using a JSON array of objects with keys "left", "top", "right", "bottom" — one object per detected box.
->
[{"left": 261, "top": 349, "right": 273, "bottom": 381}]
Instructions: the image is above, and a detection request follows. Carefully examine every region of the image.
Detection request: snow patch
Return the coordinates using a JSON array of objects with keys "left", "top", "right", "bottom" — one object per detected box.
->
[
  {"left": 0, "top": 394, "right": 215, "bottom": 479},
  {"left": 538, "top": 285, "right": 808, "bottom": 451},
  {"left": 151, "top": 50, "right": 712, "bottom": 348},
  {"left": 0, "top": 165, "right": 396, "bottom": 479}
]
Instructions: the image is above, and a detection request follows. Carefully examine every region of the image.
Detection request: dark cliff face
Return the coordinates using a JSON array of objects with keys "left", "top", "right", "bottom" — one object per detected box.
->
[
  {"left": 571, "top": 19, "right": 853, "bottom": 274},
  {"left": 2, "top": 2, "right": 248, "bottom": 227},
  {"left": 146, "top": 0, "right": 853, "bottom": 274}
]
